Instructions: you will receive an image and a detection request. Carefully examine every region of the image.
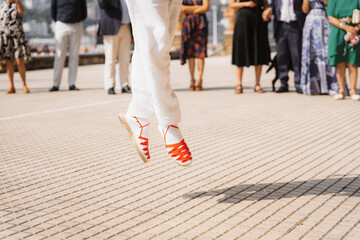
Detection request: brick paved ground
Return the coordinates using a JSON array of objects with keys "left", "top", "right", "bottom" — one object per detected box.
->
[{"left": 1, "top": 56, "right": 360, "bottom": 240}]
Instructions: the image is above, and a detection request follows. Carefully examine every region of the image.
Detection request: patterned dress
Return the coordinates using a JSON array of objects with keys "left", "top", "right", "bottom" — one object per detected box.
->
[
  {"left": 300, "top": 0, "right": 338, "bottom": 95},
  {"left": 180, "top": 0, "right": 208, "bottom": 65},
  {"left": 0, "top": 2, "right": 31, "bottom": 62}
]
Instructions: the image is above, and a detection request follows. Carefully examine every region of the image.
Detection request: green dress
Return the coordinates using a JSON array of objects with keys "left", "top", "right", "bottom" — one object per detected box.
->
[{"left": 327, "top": 0, "right": 360, "bottom": 66}]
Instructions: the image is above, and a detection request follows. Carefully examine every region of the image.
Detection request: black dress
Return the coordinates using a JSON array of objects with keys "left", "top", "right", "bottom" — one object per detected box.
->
[{"left": 232, "top": 0, "right": 270, "bottom": 67}]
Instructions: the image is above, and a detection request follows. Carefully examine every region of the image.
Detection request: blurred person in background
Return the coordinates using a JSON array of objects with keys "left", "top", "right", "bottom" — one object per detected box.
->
[
  {"left": 0, "top": 0, "right": 31, "bottom": 94},
  {"left": 230, "top": 0, "right": 270, "bottom": 94},
  {"left": 98, "top": 0, "right": 132, "bottom": 95},
  {"left": 263, "top": 0, "right": 305, "bottom": 93},
  {"left": 300, "top": 0, "right": 338, "bottom": 96},
  {"left": 180, "top": 0, "right": 209, "bottom": 91},
  {"left": 327, "top": 0, "right": 360, "bottom": 101},
  {"left": 49, "top": 0, "right": 87, "bottom": 92}
]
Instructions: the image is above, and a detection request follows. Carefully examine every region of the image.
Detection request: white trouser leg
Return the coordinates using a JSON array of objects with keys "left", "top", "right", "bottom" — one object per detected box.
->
[
  {"left": 103, "top": 34, "right": 118, "bottom": 90},
  {"left": 53, "top": 21, "right": 70, "bottom": 87},
  {"left": 117, "top": 24, "right": 131, "bottom": 88},
  {"left": 68, "top": 22, "right": 83, "bottom": 86},
  {"left": 126, "top": 0, "right": 182, "bottom": 126}
]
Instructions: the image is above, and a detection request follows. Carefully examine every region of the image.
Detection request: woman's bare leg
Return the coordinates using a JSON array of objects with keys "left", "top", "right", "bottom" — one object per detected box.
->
[
  {"left": 188, "top": 58, "right": 195, "bottom": 90},
  {"left": 197, "top": 58, "right": 205, "bottom": 87},
  {"left": 255, "top": 65, "right": 262, "bottom": 85},
  {"left": 16, "top": 59, "right": 29, "bottom": 93},
  {"left": 347, "top": 62, "right": 358, "bottom": 95},
  {"left": 336, "top": 62, "right": 347, "bottom": 94},
  {"left": 6, "top": 60, "right": 15, "bottom": 93},
  {"left": 235, "top": 66, "right": 244, "bottom": 93}
]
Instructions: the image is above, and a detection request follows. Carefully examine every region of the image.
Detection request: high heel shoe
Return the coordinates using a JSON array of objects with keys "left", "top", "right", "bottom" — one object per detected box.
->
[
  {"left": 189, "top": 79, "right": 195, "bottom": 91},
  {"left": 235, "top": 84, "right": 243, "bottom": 94},
  {"left": 254, "top": 84, "right": 265, "bottom": 93}
]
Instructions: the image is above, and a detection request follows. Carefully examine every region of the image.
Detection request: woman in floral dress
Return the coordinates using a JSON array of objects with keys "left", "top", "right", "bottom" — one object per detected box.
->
[
  {"left": 300, "top": 0, "right": 338, "bottom": 96},
  {"left": 0, "top": 0, "right": 31, "bottom": 94},
  {"left": 180, "top": 0, "right": 209, "bottom": 91}
]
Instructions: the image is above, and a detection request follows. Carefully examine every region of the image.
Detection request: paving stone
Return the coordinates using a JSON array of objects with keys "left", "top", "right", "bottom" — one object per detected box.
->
[{"left": 1, "top": 56, "right": 360, "bottom": 239}]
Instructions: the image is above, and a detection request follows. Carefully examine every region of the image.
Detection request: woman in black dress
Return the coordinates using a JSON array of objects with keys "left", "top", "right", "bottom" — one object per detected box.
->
[{"left": 230, "top": 0, "right": 270, "bottom": 94}]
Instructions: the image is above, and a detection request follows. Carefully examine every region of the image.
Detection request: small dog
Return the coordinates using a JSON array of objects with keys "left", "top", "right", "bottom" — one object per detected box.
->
[{"left": 266, "top": 55, "right": 293, "bottom": 91}]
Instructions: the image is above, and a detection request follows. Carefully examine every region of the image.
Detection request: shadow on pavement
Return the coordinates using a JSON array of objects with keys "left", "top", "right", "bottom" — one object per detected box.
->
[{"left": 183, "top": 176, "right": 360, "bottom": 203}]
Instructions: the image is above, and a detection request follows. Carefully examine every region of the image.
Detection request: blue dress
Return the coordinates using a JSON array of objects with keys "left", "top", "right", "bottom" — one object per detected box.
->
[{"left": 300, "top": 0, "right": 338, "bottom": 95}]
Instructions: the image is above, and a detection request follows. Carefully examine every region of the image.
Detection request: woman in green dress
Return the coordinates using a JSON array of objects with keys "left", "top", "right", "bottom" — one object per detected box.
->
[{"left": 327, "top": 0, "right": 360, "bottom": 100}]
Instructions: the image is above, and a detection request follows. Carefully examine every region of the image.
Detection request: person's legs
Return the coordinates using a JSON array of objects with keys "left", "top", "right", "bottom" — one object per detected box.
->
[
  {"left": 348, "top": 63, "right": 358, "bottom": 91},
  {"left": 103, "top": 35, "right": 117, "bottom": 91},
  {"left": 53, "top": 21, "right": 70, "bottom": 89},
  {"left": 118, "top": 25, "right": 132, "bottom": 89},
  {"left": 123, "top": 0, "right": 191, "bottom": 166},
  {"left": 126, "top": 0, "right": 182, "bottom": 125},
  {"left": 68, "top": 22, "right": 83, "bottom": 88},
  {"left": 6, "top": 60, "right": 15, "bottom": 93},
  {"left": 347, "top": 62, "right": 359, "bottom": 99},
  {"left": 188, "top": 58, "right": 195, "bottom": 90},
  {"left": 196, "top": 58, "right": 204, "bottom": 90},
  {"left": 276, "top": 23, "right": 290, "bottom": 90},
  {"left": 15, "top": 59, "right": 29, "bottom": 93},
  {"left": 235, "top": 66, "right": 243, "bottom": 94},
  {"left": 254, "top": 65, "right": 264, "bottom": 93},
  {"left": 288, "top": 24, "right": 302, "bottom": 90},
  {"left": 334, "top": 62, "right": 346, "bottom": 99}
]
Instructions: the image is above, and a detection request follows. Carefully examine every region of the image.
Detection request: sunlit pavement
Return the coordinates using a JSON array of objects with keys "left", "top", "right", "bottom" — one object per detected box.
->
[{"left": 1, "top": 56, "right": 360, "bottom": 239}]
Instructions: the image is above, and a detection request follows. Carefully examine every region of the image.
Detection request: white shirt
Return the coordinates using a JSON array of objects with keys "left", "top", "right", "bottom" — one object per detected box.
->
[
  {"left": 120, "top": 0, "right": 130, "bottom": 24},
  {"left": 279, "top": 0, "right": 297, "bottom": 22}
]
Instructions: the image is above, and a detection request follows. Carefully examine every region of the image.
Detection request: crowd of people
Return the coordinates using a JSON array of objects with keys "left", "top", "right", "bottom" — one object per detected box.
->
[{"left": 0, "top": 0, "right": 360, "bottom": 101}]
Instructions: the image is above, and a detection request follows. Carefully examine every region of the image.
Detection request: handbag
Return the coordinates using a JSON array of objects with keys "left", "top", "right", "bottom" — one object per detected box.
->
[{"left": 352, "top": 9, "right": 360, "bottom": 24}]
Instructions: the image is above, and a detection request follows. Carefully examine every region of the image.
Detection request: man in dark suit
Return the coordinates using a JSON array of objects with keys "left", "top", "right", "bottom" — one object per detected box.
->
[
  {"left": 98, "top": 0, "right": 132, "bottom": 95},
  {"left": 263, "top": 0, "right": 305, "bottom": 93}
]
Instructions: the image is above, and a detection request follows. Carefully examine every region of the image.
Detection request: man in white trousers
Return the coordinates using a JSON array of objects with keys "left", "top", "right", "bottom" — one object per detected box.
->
[
  {"left": 118, "top": 0, "right": 193, "bottom": 167},
  {"left": 98, "top": 0, "right": 132, "bottom": 95},
  {"left": 49, "top": 0, "right": 87, "bottom": 92}
]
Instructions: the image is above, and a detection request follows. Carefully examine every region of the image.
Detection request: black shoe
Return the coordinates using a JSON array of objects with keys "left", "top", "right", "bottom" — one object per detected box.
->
[
  {"left": 276, "top": 86, "right": 289, "bottom": 93},
  {"left": 108, "top": 87, "right": 115, "bottom": 95},
  {"left": 69, "top": 85, "right": 80, "bottom": 91},
  {"left": 296, "top": 87, "right": 303, "bottom": 94},
  {"left": 49, "top": 86, "right": 59, "bottom": 92},
  {"left": 121, "top": 85, "right": 132, "bottom": 93}
]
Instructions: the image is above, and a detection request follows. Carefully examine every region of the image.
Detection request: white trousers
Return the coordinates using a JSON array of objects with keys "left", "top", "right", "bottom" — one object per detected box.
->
[
  {"left": 53, "top": 21, "right": 83, "bottom": 87},
  {"left": 103, "top": 24, "right": 131, "bottom": 90},
  {"left": 125, "top": 0, "right": 182, "bottom": 126}
]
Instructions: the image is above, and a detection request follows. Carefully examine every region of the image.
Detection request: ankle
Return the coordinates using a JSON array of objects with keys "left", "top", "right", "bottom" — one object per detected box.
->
[{"left": 350, "top": 89, "right": 358, "bottom": 95}]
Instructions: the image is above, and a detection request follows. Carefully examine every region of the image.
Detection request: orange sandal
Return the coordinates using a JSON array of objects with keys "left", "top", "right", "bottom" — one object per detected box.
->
[{"left": 160, "top": 125, "right": 192, "bottom": 167}]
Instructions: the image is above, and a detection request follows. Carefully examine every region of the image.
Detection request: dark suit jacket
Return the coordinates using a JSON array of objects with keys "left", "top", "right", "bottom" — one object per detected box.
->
[
  {"left": 270, "top": 0, "right": 305, "bottom": 39},
  {"left": 51, "top": 0, "right": 87, "bottom": 23},
  {"left": 97, "top": 0, "right": 123, "bottom": 36}
]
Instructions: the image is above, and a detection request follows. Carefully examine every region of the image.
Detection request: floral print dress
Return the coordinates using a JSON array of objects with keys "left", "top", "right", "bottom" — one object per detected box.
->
[
  {"left": 300, "top": 0, "right": 338, "bottom": 95},
  {"left": 0, "top": 2, "right": 31, "bottom": 62}
]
